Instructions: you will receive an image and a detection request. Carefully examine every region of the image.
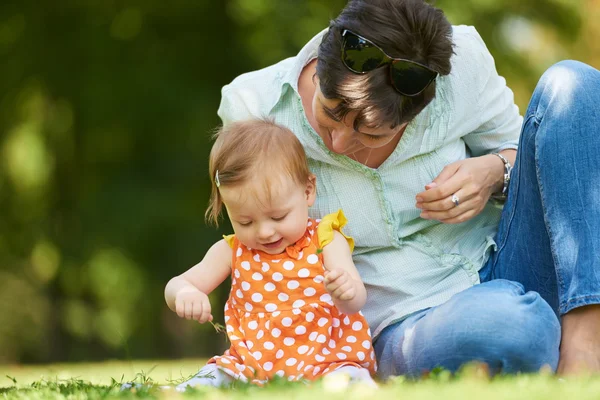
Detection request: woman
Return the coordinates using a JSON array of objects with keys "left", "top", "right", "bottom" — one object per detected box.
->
[{"left": 216, "top": 0, "right": 600, "bottom": 378}]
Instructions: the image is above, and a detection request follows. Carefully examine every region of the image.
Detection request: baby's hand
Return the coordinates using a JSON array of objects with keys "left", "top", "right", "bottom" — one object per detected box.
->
[
  {"left": 175, "top": 288, "right": 213, "bottom": 323},
  {"left": 324, "top": 268, "right": 356, "bottom": 301}
]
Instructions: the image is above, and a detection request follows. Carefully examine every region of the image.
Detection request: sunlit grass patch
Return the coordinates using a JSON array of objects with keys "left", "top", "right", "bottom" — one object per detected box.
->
[{"left": 1, "top": 360, "right": 600, "bottom": 399}]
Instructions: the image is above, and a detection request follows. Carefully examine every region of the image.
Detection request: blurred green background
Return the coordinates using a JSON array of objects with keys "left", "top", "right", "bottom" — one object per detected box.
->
[{"left": 0, "top": 0, "right": 597, "bottom": 365}]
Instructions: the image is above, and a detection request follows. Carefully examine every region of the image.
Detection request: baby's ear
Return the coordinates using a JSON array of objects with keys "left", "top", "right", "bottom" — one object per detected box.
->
[{"left": 306, "top": 174, "right": 317, "bottom": 206}]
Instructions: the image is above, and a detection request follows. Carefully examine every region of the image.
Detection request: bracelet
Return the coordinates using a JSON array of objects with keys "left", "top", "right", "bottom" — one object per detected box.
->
[{"left": 490, "top": 152, "right": 512, "bottom": 199}]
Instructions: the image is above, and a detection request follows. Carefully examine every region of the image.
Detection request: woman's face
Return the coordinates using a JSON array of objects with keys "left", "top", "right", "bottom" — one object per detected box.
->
[{"left": 311, "top": 84, "right": 405, "bottom": 156}]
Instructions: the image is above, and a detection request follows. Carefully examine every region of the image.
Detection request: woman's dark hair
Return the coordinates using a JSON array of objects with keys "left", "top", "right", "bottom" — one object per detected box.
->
[{"left": 316, "top": 0, "right": 454, "bottom": 130}]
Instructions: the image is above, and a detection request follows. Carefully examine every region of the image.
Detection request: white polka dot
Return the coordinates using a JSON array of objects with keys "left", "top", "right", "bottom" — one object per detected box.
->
[
  {"left": 263, "top": 361, "right": 273, "bottom": 371},
  {"left": 248, "top": 321, "right": 258, "bottom": 330},
  {"left": 236, "top": 247, "right": 243, "bottom": 257},
  {"left": 253, "top": 351, "right": 262, "bottom": 360},
  {"left": 241, "top": 281, "right": 251, "bottom": 291},
  {"left": 284, "top": 337, "right": 295, "bottom": 346},
  {"left": 221, "top": 358, "right": 231, "bottom": 364},
  {"left": 272, "top": 272, "right": 283, "bottom": 282},
  {"left": 343, "top": 316, "right": 351, "bottom": 325},
  {"left": 342, "top": 346, "right": 352, "bottom": 352},
  {"left": 313, "top": 366, "right": 321, "bottom": 375},
  {"left": 287, "top": 280, "right": 299, "bottom": 290},
  {"left": 265, "top": 320, "right": 270, "bottom": 329},
  {"left": 328, "top": 326, "right": 332, "bottom": 335},
  {"left": 322, "top": 348, "right": 330, "bottom": 355},
  {"left": 303, "top": 287, "right": 316, "bottom": 297},
  {"left": 338, "top": 329, "right": 343, "bottom": 339},
  {"left": 235, "top": 363, "right": 246, "bottom": 371},
  {"left": 371, "top": 351, "right": 375, "bottom": 359},
  {"left": 234, "top": 269, "right": 240, "bottom": 278},
  {"left": 306, "top": 312, "right": 315, "bottom": 322},
  {"left": 245, "top": 303, "right": 253, "bottom": 311},
  {"left": 320, "top": 293, "right": 332, "bottom": 302},
  {"left": 357, "top": 351, "right": 365, "bottom": 361},
  {"left": 257, "top": 330, "right": 264, "bottom": 339},
  {"left": 293, "top": 300, "right": 305, "bottom": 308},
  {"left": 283, "top": 261, "right": 295, "bottom": 270},
  {"left": 315, "top": 354, "right": 325, "bottom": 362},
  {"left": 265, "top": 303, "right": 277, "bottom": 312},
  {"left": 236, "top": 289, "right": 243, "bottom": 298},
  {"left": 261, "top": 262, "right": 270, "bottom": 272},
  {"left": 307, "top": 254, "right": 319, "bottom": 264},
  {"left": 336, "top": 353, "right": 347, "bottom": 360},
  {"left": 309, "top": 332, "right": 318, "bottom": 341},
  {"left": 352, "top": 321, "right": 363, "bottom": 331},
  {"left": 297, "top": 251, "right": 304, "bottom": 260},
  {"left": 276, "top": 349, "right": 284, "bottom": 359},
  {"left": 226, "top": 325, "right": 234, "bottom": 332},
  {"left": 307, "top": 221, "right": 313, "bottom": 227},
  {"left": 235, "top": 338, "right": 243, "bottom": 345},
  {"left": 292, "top": 308, "right": 302, "bottom": 315},
  {"left": 252, "top": 293, "right": 263, "bottom": 302},
  {"left": 346, "top": 335, "right": 357, "bottom": 343},
  {"left": 317, "top": 318, "right": 328, "bottom": 327},
  {"left": 297, "top": 361, "right": 305, "bottom": 371},
  {"left": 252, "top": 272, "right": 263, "bottom": 281},
  {"left": 316, "top": 334, "right": 326, "bottom": 343},
  {"left": 298, "top": 345, "right": 309, "bottom": 354},
  {"left": 329, "top": 339, "right": 337, "bottom": 348},
  {"left": 264, "top": 282, "right": 275, "bottom": 292},
  {"left": 286, "top": 358, "right": 297, "bottom": 366},
  {"left": 298, "top": 268, "right": 310, "bottom": 278},
  {"left": 278, "top": 293, "right": 289, "bottom": 302},
  {"left": 253, "top": 253, "right": 261, "bottom": 262},
  {"left": 362, "top": 340, "right": 371, "bottom": 349},
  {"left": 295, "top": 326, "right": 306, "bottom": 335},
  {"left": 307, "top": 347, "right": 315, "bottom": 356},
  {"left": 313, "top": 275, "right": 324, "bottom": 283},
  {"left": 272, "top": 328, "right": 281, "bottom": 338},
  {"left": 281, "top": 317, "right": 293, "bottom": 327},
  {"left": 241, "top": 261, "right": 251, "bottom": 271},
  {"left": 272, "top": 311, "right": 280, "bottom": 317},
  {"left": 246, "top": 340, "right": 254, "bottom": 349},
  {"left": 264, "top": 341, "right": 274, "bottom": 350}
]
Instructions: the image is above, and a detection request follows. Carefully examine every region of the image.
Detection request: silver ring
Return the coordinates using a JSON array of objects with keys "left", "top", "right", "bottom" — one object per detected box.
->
[{"left": 451, "top": 194, "right": 460, "bottom": 207}]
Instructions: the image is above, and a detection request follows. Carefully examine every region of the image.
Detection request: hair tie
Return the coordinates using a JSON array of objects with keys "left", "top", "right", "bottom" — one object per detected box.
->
[{"left": 215, "top": 170, "right": 220, "bottom": 188}]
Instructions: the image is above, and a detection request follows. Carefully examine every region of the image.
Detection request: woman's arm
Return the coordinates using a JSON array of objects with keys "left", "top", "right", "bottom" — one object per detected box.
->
[{"left": 322, "top": 230, "right": 367, "bottom": 314}]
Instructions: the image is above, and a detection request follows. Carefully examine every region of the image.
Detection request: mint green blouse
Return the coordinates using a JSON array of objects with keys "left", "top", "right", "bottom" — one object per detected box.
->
[{"left": 216, "top": 25, "right": 522, "bottom": 337}]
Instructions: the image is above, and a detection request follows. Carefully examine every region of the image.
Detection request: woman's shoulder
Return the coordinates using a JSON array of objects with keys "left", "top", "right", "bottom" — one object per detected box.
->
[{"left": 218, "top": 57, "right": 296, "bottom": 123}]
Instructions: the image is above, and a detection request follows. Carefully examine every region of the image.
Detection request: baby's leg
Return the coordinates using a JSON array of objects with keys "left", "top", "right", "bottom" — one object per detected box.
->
[
  {"left": 176, "top": 364, "right": 234, "bottom": 391},
  {"left": 326, "top": 365, "right": 377, "bottom": 387}
]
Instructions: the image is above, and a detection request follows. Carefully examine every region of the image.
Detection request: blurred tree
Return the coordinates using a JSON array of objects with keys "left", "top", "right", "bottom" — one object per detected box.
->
[{"left": 0, "top": 0, "right": 594, "bottom": 364}]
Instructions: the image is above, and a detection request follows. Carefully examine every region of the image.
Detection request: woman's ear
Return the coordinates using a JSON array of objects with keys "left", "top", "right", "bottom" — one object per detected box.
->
[{"left": 306, "top": 174, "right": 317, "bottom": 207}]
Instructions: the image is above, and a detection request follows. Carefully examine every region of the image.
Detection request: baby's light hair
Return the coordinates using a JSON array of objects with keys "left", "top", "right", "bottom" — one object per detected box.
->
[{"left": 206, "top": 119, "right": 312, "bottom": 226}]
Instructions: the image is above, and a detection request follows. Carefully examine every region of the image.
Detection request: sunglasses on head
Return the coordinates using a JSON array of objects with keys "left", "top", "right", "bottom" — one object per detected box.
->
[{"left": 341, "top": 29, "right": 438, "bottom": 97}]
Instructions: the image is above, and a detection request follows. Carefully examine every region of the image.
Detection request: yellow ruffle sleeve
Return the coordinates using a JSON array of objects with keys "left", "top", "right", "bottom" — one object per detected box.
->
[
  {"left": 316, "top": 209, "right": 355, "bottom": 252},
  {"left": 222, "top": 234, "right": 236, "bottom": 248}
]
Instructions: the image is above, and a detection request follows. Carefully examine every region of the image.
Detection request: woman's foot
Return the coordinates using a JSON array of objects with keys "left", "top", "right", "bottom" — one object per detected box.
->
[{"left": 557, "top": 305, "right": 600, "bottom": 376}]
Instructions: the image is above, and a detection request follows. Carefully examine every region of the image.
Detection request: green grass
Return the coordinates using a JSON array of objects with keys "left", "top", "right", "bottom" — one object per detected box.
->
[{"left": 1, "top": 360, "right": 600, "bottom": 399}]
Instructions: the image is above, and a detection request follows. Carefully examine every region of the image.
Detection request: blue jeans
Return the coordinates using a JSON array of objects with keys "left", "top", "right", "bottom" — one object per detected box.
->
[{"left": 374, "top": 60, "right": 600, "bottom": 379}]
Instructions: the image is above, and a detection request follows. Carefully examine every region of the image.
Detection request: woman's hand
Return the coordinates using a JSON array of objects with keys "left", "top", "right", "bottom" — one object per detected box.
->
[{"left": 415, "top": 153, "right": 509, "bottom": 224}]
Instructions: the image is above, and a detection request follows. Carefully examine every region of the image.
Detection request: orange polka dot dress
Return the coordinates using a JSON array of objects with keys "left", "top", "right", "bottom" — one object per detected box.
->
[{"left": 207, "top": 211, "right": 377, "bottom": 384}]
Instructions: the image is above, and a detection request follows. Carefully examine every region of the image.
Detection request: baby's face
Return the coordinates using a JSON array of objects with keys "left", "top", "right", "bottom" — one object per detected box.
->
[{"left": 220, "top": 176, "right": 316, "bottom": 255}]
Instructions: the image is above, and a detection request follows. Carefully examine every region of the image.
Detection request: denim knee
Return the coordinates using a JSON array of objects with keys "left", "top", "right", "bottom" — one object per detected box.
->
[
  {"left": 533, "top": 60, "right": 600, "bottom": 122},
  {"left": 445, "top": 280, "right": 561, "bottom": 373}
]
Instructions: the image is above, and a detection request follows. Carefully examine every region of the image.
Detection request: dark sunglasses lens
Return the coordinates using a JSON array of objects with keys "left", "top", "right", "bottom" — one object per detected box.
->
[
  {"left": 390, "top": 61, "right": 437, "bottom": 96},
  {"left": 342, "top": 33, "right": 385, "bottom": 73}
]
